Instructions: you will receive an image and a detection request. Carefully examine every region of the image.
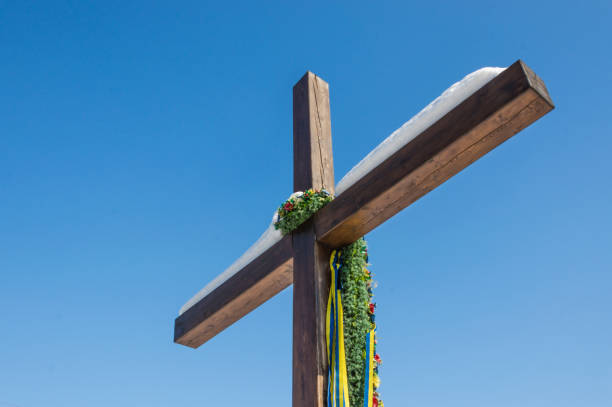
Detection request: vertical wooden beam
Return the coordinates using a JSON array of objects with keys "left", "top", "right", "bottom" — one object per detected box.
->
[{"left": 292, "top": 72, "right": 335, "bottom": 407}]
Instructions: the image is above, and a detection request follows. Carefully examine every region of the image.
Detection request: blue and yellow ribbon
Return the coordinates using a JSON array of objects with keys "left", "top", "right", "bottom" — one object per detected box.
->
[
  {"left": 363, "top": 329, "right": 375, "bottom": 407},
  {"left": 327, "top": 250, "right": 351, "bottom": 407}
]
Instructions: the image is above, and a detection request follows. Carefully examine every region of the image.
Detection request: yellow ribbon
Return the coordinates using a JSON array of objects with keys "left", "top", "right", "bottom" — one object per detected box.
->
[{"left": 327, "top": 250, "right": 350, "bottom": 407}]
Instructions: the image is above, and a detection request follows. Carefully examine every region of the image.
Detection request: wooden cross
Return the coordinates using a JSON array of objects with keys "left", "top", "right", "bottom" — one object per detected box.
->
[{"left": 174, "top": 60, "right": 553, "bottom": 407}]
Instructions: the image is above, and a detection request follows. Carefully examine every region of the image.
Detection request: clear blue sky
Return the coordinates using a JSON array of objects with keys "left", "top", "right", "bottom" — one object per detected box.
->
[{"left": 1, "top": 1, "right": 610, "bottom": 406}]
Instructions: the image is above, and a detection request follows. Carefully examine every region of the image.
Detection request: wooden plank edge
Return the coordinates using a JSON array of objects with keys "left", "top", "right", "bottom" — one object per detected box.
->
[
  {"left": 174, "top": 235, "right": 294, "bottom": 348},
  {"left": 518, "top": 60, "right": 554, "bottom": 109}
]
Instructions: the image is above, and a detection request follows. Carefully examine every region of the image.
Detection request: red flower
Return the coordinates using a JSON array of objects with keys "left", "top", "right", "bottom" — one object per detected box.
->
[
  {"left": 369, "top": 303, "right": 375, "bottom": 314},
  {"left": 283, "top": 202, "right": 294, "bottom": 211},
  {"left": 374, "top": 354, "right": 382, "bottom": 364},
  {"left": 373, "top": 396, "right": 378, "bottom": 407}
]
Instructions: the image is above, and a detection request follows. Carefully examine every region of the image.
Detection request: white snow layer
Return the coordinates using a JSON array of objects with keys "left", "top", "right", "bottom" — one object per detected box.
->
[
  {"left": 334, "top": 66, "right": 505, "bottom": 195},
  {"left": 178, "top": 66, "right": 505, "bottom": 316}
]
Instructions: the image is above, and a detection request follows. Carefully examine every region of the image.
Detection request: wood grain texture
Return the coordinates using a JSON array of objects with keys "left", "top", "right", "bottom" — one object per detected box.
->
[
  {"left": 292, "top": 222, "right": 331, "bottom": 407},
  {"left": 314, "top": 59, "right": 554, "bottom": 247},
  {"left": 174, "top": 235, "right": 293, "bottom": 348},
  {"left": 293, "top": 71, "right": 335, "bottom": 195},
  {"left": 292, "top": 72, "right": 335, "bottom": 407}
]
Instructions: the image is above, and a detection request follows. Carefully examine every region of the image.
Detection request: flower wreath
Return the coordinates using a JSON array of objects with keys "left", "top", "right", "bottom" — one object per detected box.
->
[{"left": 274, "top": 189, "right": 333, "bottom": 235}]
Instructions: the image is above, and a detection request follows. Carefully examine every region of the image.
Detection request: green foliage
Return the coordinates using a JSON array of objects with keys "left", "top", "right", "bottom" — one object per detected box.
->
[
  {"left": 339, "top": 238, "right": 371, "bottom": 407},
  {"left": 274, "top": 189, "right": 333, "bottom": 235}
]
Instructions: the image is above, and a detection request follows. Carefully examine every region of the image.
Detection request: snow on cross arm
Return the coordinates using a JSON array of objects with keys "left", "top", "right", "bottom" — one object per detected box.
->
[
  {"left": 335, "top": 67, "right": 505, "bottom": 195},
  {"left": 178, "top": 66, "right": 506, "bottom": 316}
]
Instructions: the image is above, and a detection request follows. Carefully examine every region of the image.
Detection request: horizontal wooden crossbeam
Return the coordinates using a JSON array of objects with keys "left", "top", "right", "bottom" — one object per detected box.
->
[
  {"left": 174, "top": 60, "right": 554, "bottom": 348},
  {"left": 314, "top": 60, "right": 554, "bottom": 247},
  {"left": 174, "top": 235, "right": 293, "bottom": 348}
]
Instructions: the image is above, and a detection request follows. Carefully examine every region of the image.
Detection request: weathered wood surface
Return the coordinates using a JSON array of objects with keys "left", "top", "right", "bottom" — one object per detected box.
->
[
  {"left": 293, "top": 71, "right": 335, "bottom": 194},
  {"left": 174, "top": 235, "right": 293, "bottom": 348},
  {"left": 314, "top": 60, "right": 554, "bottom": 247},
  {"left": 292, "top": 223, "right": 331, "bottom": 407},
  {"left": 292, "top": 72, "right": 334, "bottom": 407},
  {"left": 174, "top": 60, "right": 554, "bottom": 349}
]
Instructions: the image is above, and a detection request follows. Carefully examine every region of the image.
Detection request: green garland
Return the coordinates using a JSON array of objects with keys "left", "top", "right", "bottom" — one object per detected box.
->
[
  {"left": 274, "top": 189, "right": 333, "bottom": 234},
  {"left": 338, "top": 239, "right": 370, "bottom": 407},
  {"left": 338, "top": 238, "right": 383, "bottom": 407}
]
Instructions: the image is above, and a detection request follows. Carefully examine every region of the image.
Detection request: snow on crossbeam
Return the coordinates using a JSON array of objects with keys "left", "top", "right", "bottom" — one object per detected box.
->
[
  {"left": 175, "top": 60, "right": 553, "bottom": 348},
  {"left": 334, "top": 67, "right": 505, "bottom": 196},
  {"left": 180, "top": 66, "right": 503, "bottom": 316}
]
